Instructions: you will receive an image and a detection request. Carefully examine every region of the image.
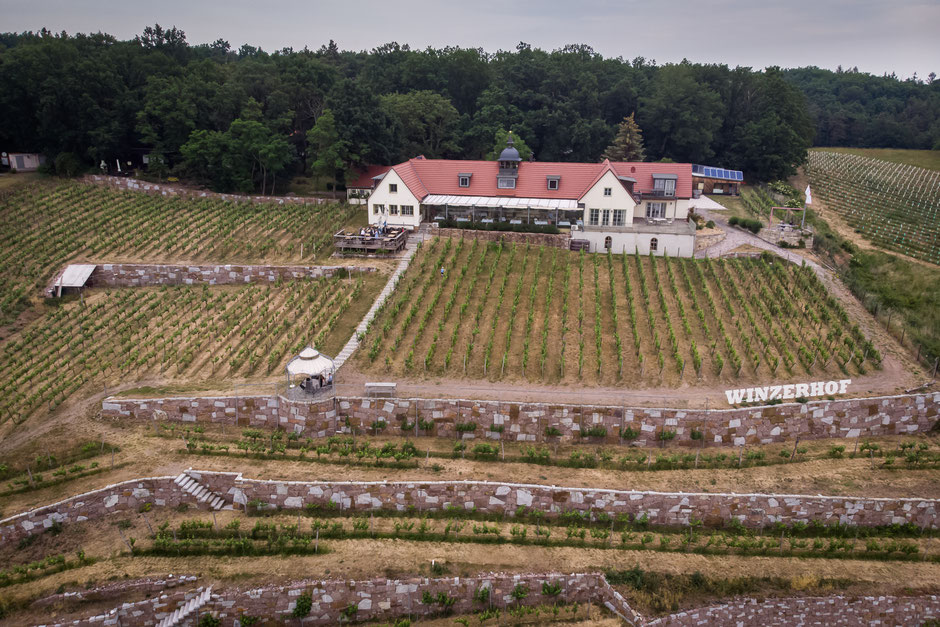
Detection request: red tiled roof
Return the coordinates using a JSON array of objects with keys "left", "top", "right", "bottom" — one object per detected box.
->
[
  {"left": 347, "top": 165, "right": 393, "bottom": 189},
  {"left": 385, "top": 159, "right": 693, "bottom": 201}
]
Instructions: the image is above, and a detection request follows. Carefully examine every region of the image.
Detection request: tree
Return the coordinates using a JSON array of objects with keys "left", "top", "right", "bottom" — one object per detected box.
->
[
  {"left": 602, "top": 113, "right": 646, "bottom": 161},
  {"left": 180, "top": 119, "right": 293, "bottom": 194},
  {"left": 485, "top": 128, "right": 533, "bottom": 161},
  {"left": 324, "top": 79, "right": 400, "bottom": 167},
  {"left": 639, "top": 64, "right": 724, "bottom": 163},
  {"left": 381, "top": 90, "right": 460, "bottom": 160},
  {"left": 307, "top": 109, "right": 350, "bottom": 191}
]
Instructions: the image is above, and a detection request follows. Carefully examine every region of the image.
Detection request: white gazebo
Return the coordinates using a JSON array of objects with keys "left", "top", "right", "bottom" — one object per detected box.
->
[
  {"left": 285, "top": 346, "right": 334, "bottom": 393},
  {"left": 285, "top": 346, "right": 335, "bottom": 392}
]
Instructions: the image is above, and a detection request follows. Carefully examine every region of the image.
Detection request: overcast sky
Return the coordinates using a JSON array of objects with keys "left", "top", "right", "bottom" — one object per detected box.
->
[{"left": 3, "top": 0, "right": 938, "bottom": 79}]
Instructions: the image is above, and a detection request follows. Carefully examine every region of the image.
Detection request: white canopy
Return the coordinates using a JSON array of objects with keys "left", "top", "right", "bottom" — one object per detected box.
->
[
  {"left": 285, "top": 346, "right": 334, "bottom": 378},
  {"left": 58, "top": 264, "right": 97, "bottom": 288},
  {"left": 423, "top": 195, "right": 579, "bottom": 211},
  {"left": 689, "top": 195, "right": 728, "bottom": 211}
]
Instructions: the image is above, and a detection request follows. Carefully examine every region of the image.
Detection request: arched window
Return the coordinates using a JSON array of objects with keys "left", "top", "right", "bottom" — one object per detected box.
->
[
  {"left": 604, "top": 236, "right": 612, "bottom": 250},
  {"left": 650, "top": 238, "right": 658, "bottom": 252}
]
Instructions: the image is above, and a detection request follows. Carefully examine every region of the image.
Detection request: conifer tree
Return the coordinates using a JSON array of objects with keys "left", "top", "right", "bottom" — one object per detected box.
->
[{"left": 602, "top": 114, "right": 646, "bottom": 162}]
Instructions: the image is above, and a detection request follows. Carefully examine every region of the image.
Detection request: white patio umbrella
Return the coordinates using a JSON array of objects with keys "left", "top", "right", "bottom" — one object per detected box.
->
[{"left": 285, "top": 346, "right": 334, "bottom": 387}]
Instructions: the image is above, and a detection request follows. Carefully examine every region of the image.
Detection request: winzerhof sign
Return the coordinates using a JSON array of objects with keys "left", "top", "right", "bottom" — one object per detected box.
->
[{"left": 725, "top": 379, "right": 851, "bottom": 405}]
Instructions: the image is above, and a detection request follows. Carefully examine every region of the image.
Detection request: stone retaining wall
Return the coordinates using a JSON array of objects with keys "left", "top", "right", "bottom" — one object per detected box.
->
[
  {"left": 194, "top": 472, "right": 938, "bottom": 530},
  {"left": 84, "top": 175, "right": 338, "bottom": 205},
  {"left": 647, "top": 595, "right": 940, "bottom": 626},
  {"left": 46, "top": 263, "right": 373, "bottom": 295},
  {"left": 436, "top": 227, "right": 570, "bottom": 248},
  {"left": 4, "top": 470, "right": 939, "bottom": 548},
  {"left": 42, "top": 577, "right": 940, "bottom": 626},
  {"left": 49, "top": 573, "right": 638, "bottom": 626},
  {"left": 0, "top": 476, "right": 206, "bottom": 546},
  {"left": 102, "top": 391, "right": 940, "bottom": 448},
  {"left": 33, "top": 574, "right": 197, "bottom": 608}
]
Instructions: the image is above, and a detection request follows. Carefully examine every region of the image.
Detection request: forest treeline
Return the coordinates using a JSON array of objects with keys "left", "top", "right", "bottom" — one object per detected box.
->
[{"left": 0, "top": 27, "right": 937, "bottom": 193}]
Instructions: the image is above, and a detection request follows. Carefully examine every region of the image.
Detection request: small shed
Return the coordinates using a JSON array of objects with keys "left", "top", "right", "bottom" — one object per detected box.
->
[
  {"left": 2, "top": 152, "right": 46, "bottom": 172},
  {"left": 49, "top": 264, "right": 97, "bottom": 297}
]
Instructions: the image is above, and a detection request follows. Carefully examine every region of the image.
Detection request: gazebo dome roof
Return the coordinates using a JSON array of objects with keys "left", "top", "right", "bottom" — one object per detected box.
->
[{"left": 286, "top": 346, "right": 334, "bottom": 377}]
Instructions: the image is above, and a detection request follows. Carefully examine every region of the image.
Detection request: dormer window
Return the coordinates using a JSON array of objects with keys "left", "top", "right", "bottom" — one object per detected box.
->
[
  {"left": 546, "top": 175, "right": 560, "bottom": 191},
  {"left": 389, "top": 183, "right": 398, "bottom": 193},
  {"left": 497, "top": 178, "right": 516, "bottom": 189},
  {"left": 458, "top": 173, "right": 472, "bottom": 188}
]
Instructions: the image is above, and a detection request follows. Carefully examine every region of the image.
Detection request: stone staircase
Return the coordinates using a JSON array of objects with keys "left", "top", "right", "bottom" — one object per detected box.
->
[
  {"left": 157, "top": 586, "right": 212, "bottom": 627},
  {"left": 174, "top": 471, "right": 229, "bottom": 510},
  {"left": 333, "top": 227, "right": 428, "bottom": 370}
]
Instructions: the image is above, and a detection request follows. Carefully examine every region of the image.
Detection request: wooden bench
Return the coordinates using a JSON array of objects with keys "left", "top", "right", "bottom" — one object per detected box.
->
[{"left": 365, "top": 382, "right": 397, "bottom": 398}]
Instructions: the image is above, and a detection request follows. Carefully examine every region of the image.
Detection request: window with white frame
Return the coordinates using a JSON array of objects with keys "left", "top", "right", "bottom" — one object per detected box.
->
[
  {"left": 547, "top": 176, "right": 560, "bottom": 190},
  {"left": 646, "top": 202, "right": 666, "bottom": 219},
  {"left": 401, "top": 205, "right": 414, "bottom": 216},
  {"left": 389, "top": 183, "right": 398, "bottom": 193},
  {"left": 603, "top": 187, "right": 612, "bottom": 196},
  {"left": 459, "top": 176, "right": 470, "bottom": 187},
  {"left": 601, "top": 209, "right": 611, "bottom": 226},
  {"left": 612, "top": 209, "right": 625, "bottom": 226},
  {"left": 653, "top": 178, "right": 675, "bottom": 195},
  {"left": 389, "top": 204, "right": 398, "bottom": 215},
  {"left": 589, "top": 208, "right": 600, "bottom": 226},
  {"left": 374, "top": 204, "right": 384, "bottom": 214},
  {"left": 497, "top": 178, "right": 516, "bottom": 189}
]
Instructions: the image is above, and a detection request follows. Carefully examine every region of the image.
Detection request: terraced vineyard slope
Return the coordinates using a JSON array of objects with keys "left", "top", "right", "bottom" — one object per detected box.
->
[
  {"left": 0, "top": 181, "right": 361, "bottom": 325},
  {"left": 357, "top": 237, "right": 881, "bottom": 388},
  {"left": 807, "top": 150, "right": 940, "bottom": 264},
  {"left": 0, "top": 274, "right": 384, "bottom": 428}
]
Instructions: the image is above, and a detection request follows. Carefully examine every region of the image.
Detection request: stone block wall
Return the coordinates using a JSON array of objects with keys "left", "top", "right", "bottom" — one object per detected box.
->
[
  {"left": 196, "top": 472, "right": 939, "bottom": 530},
  {"left": 102, "top": 391, "right": 940, "bottom": 448},
  {"left": 436, "top": 227, "right": 570, "bottom": 248},
  {"left": 46, "top": 263, "right": 373, "bottom": 295},
  {"left": 84, "top": 175, "right": 337, "bottom": 206},
  {"left": 50, "top": 573, "right": 638, "bottom": 627},
  {"left": 0, "top": 476, "right": 205, "bottom": 546},
  {"left": 87, "top": 263, "right": 372, "bottom": 288},
  {"left": 647, "top": 595, "right": 940, "bottom": 626},
  {"left": 6, "top": 470, "right": 939, "bottom": 549},
  {"left": 43, "top": 577, "right": 940, "bottom": 626},
  {"left": 34, "top": 574, "right": 197, "bottom": 608}
]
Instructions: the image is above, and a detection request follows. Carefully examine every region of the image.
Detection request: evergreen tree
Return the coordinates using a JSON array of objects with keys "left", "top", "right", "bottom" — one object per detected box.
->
[
  {"left": 602, "top": 113, "right": 646, "bottom": 162},
  {"left": 485, "top": 129, "right": 533, "bottom": 161}
]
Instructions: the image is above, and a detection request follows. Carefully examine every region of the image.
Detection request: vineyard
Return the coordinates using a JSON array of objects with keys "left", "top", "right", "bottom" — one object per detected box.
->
[
  {"left": 0, "top": 182, "right": 362, "bottom": 325},
  {"left": 357, "top": 238, "right": 880, "bottom": 388},
  {"left": 0, "top": 273, "right": 384, "bottom": 427},
  {"left": 806, "top": 150, "right": 940, "bottom": 264}
]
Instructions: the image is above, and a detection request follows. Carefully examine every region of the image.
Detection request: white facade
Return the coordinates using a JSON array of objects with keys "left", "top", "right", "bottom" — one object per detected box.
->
[
  {"left": 579, "top": 230, "right": 696, "bottom": 257},
  {"left": 366, "top": 169, "right": 422, "bottom": 229},
  {"left": 578, "top": 171, "right": 694, "bottom": 256}
]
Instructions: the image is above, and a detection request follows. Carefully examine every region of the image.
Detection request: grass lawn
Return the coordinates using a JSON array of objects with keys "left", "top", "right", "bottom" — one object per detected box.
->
[
  {"left": 841, "top": 250, "right": 940, "bottom": 363},
  {"left": 811, "top": 147, "right": 940, "bottom": 172}
]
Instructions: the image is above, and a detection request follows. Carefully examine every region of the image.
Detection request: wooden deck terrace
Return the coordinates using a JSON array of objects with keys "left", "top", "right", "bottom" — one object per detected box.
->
[{"left": 333, "top": 228, "right": 409, "bottom": 254}]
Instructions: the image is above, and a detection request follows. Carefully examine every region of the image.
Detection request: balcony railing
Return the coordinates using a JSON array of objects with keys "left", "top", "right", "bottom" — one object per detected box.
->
[{"left": 639, "top": 188, "right": 676, "bottom": 198}]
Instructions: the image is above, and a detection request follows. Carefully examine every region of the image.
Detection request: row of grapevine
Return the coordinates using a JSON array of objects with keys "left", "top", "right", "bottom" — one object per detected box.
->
[
  {"left": 360, "top": 239, "right": 881, "bottom": 387},
  {"left": 0, "top": 182, "right": 361, "bottom": 325},
  {"left": 0, "top": 276, "right": 369, "bottom": 426},
  {"left": 806, "top": 151, "right": 940, "bottom": 264}
]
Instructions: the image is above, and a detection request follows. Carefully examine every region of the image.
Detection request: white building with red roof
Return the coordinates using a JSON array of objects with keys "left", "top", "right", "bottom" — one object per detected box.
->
[{"left": 366, "top": 138, "right": 697, "bottom": 256}]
